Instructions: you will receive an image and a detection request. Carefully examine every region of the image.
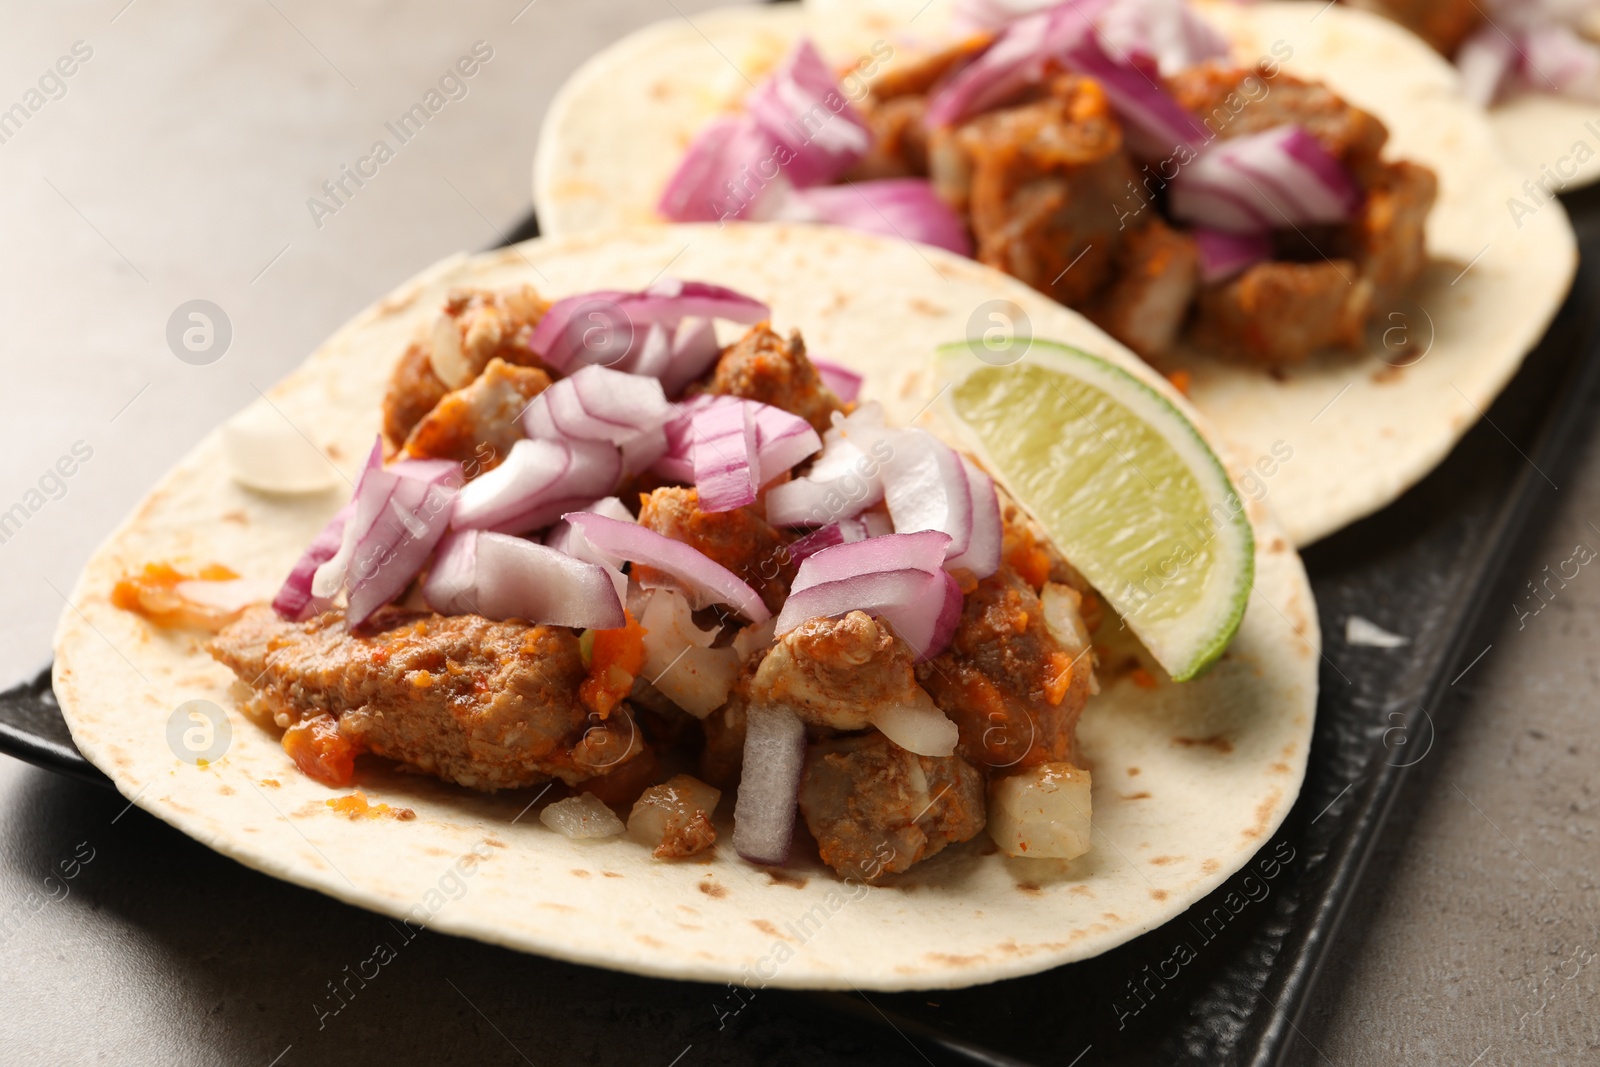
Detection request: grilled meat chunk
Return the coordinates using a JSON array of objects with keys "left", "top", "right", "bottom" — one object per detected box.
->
[
  {"left": 702, "top": 324, "right": 842, "bottom": 434},
  {"left": 1347, "top": 159, "right": 1436, "bottom": 302},
  {"left": 382, "top": 285, "right": 550, "bottom": 447},
  {"left": 1193, "top": 260, "right": 1372, "bottom": 365},
  {"left": 432, "top": 284, "right": 551, "bottom": 386},
  {"left": 799, "top": 732, "right": 985, "bottom": 883},
  {"left": 1089, "top": 218, "right": 1201, "bottom": 359},
  {"left": 918, "top": 565, "right": 1091, "bottom": 770},
  {"left": 750, "top": 611, "right": 930, "bottom": 732},
  {"left": 382, "top": 340, "right": 450, "bottom": 449},
  {"left": 938, "top": 75, "right": 1138, "bottom": 308},
  {"left": 851, "top": 94, "right": 933, "bottom": 180},
  {"left": 402, "top": 357, "right": 551, "bottom": 476},
  {"left": 1169, "top": 62, "right": 1390, "bottom": 179},
  {"left": 210, "top": 605, "right": 641, "bottom": 791},
  {"left": 636, "top": 486, "right": 796, "bottom": 615}
]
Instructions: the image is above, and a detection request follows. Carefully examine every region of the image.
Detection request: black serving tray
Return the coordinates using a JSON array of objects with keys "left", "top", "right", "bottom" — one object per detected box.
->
[{"left": 7, "top": 178, "right": 1600, "bottom": 1066}]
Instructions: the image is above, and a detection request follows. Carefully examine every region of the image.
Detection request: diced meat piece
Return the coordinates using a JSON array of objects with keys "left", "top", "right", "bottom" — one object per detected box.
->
[
  {"left": 798, "top": 732, "right": 985, "bottom": 883},
  {"left": 1345, "top": 159, "right": 1436, "bottom": 302},
  {"left": 382, "top": 285, "right": 551, "bottom": 448},
  {"left": 433, "top": 284, "right": 551, "bottom": 387},
  {"left": 702, "top": 324, "right": 842, "bottom": 434},
  {"left": 846, "top": 37, "right": 993, "bottom": 180},
  {"left": 636, "top": 486, "right": 796, "bottom": 615},
  {"left": 1193, "top": 260, "right": 1373, "bottom": 366},
  {"left": 1345, "top": 0, "right": 1482, "bottom": 56},
  {"left": 402, "top": 358, "right": 551, "bottom": 476},
  {"left": 699, "top": 687, "right": 748, "bottom": 787},
  {"left": 383, "top": 339, "right": 450, "bottom": 449},
  {"left": 849, "top": 94, "right": 932, "bottom": 180},
  {"left": 917, "top": 565, "right": 1091, "bottom": 770},
  {"left": 944, "top": 75, "right": 1138, "bottom": 308},
  {"left": 1169, "top": 63, "right": 1389, "bottom": 178},
  {"left": 209, "top": 605, "right": 643, "bottom": 791},
  {"left": 1089, "top": 218, "right": 1200, "bottom": 359},
  {"left": 867, "top": 37, "right": 991, "bottom": 101},
  {"left": 749, "top": 611, "right": 928, "bottom": 732}
]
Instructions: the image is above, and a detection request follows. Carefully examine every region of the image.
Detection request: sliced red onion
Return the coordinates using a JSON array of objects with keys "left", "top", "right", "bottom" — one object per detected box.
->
[
  {"left": 786, "top": 515, "right": 871, "bottom": 565},
  {"left": 309, "top": 439, "right": 387, "bottom": 600},
  {"left": 776, "top": 568, "right": 958, "bottom": 660},
  {"left": 620, "top": 424, "right": 669, "bottom": 475},
  {"left": 775, "top": 532, "right": 959, "bottom": 660},
  {"left": 660, "top": 318, "right": 722, "bottom": 398},
  {"left": 545, "top": 497, "right": 634, "bottom": 603},
  {"left": 1058, "top": 26, "right": 1208, "bottom": 159},
  {"left": 927, "top": 6, "right": 1103, "bottom": 128},
  {"left": 1520, "top": 23, "right": 1600, "bottom": 101},
  {"left": 930, "top": 1, "right": 1208, "bottom": 159},
  {"left": 1457, "top": 26, "right": 1518, "bottom": 107},
  {"left": 521, "top": 365, "right": 672, "bottom": 445},
  {"left": 565, "top": 512, "right": 771, "bottom": 622},
  {"left": 732, "top": 703, "right": 807, "bottom": 866},
  {"left": 1095, "top": 0, "right": 1230, "bottom": 77},
  {"left": 752, "top": 403, "right": 823, "bottom": 479},
  {"left": 345, "top": 459, "right": 464, "bottom": 628},
  {"left": 691, "top": 397, "right": 760, "bottom": 512},
  {"left": 882, "top": 431, "right": 974, "bottom": 559},
  {"left": 657, "top": 114, "right": 783, "bottom": 223},
  {"left": 766, "top": 180, "right": 974, "bottom": 257},
  {"left": 1170, "top": 125, "right": 1362, "bottom": 234},
  {"left": 421, "top": 529, "right": 625, "bottom": 629},
  {"left": 451, "top": 437, "right": 620, "bottom": 534},
  {"left": 809, "top": 356, "right": 862, "bottom": 403},
  {"left": 744, "top": 39, "right": 872, "bottom": 188},
  {"left": 792, "top": 530, "right": 952, "bottom": 587},
  {"left": 953, "top": 0, "right": 1058, "bottom": 32},
  {"left": 946, "top": 459, "right": 1002, "bottom": 579},
  {"left": 532, "top": 281, "right": 769, "bottom": 375},
  {"left": 272, "top": 499, "right": 355, "bottom": 620},
  {"left": 763, "top": 403, "right": 892, "bottom": 527},
  {"left": 544, "top": 496, "right": 634, "bottom": 554},
  {"left": 1194, "top": 226, "right": 1272, "bottom": 284},
  {"left": 655, "top": 395, "right": 822, "bottom": 498}
]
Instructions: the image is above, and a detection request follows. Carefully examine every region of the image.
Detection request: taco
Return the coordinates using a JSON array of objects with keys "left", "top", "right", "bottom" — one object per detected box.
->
[
  {"left": 534, "top": 0, "right": 1576, "bottom": 545},
  {"left": 55, "top": 225, "right": 1317, "bottom": 989},
  {"left": 1344, "top": 0, "right": 1600, "bottom": 190}
]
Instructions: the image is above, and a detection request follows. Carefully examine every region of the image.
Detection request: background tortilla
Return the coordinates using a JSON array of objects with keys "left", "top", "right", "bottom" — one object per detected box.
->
[
  {"left": 54, "top": 225, "right": 1318, "bottom": 990},
  {"left": 533, "top": 0, "right": 1578, "bottom": 546}
]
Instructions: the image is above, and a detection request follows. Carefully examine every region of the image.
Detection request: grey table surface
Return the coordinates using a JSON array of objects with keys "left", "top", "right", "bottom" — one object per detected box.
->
[{"left": 0, "top": 1, "right": 1596, "bottom": 1065}]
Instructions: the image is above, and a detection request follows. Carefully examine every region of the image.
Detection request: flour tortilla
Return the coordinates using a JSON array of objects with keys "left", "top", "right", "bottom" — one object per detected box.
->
[
  {"left": 533, "top": 0, "right": 1577, "bottom": 546},
  {"left": 55, "top": 225, "right": 1317, "bottom": 990}
]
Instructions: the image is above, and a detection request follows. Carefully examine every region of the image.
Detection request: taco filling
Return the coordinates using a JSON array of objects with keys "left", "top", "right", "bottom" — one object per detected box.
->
[
  {"left": 121, "top": 278, "right": 1127, "bottom": 884},
  {"left": 1346, "top": 0, "right": 1600, "bottom": 107},
  {"left": 655, "top": 0, "right": 1440, "bottom": 368}
]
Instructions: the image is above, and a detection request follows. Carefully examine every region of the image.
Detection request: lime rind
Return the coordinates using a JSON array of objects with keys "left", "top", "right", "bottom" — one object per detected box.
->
[{"left": 933, "top": 339, "right": 1254, "bottom": 681}]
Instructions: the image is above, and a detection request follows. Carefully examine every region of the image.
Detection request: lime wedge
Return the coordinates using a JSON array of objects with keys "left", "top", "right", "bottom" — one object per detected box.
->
[{"left": 934, "top": 340, "right": 1253, "bottom": 681}]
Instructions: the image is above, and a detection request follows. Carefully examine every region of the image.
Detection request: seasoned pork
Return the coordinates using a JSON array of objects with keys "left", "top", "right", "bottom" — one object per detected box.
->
[
  {"left": 702, "top": 324, "right": 843, "bottom": 434},
  {"left": 749, "top": 610, "right": 927, "bottom": 731},
  {"left": 940, "top": 75, "right": 1137, "bottom": 308},
  {"left": 210, "top": 606, "right": 642, "bottom": 791},
  {"left": 636, "top": 486, "right": 796, "bottom": 615},
  {"left": 799, "top": 732, "right": 985, "bottom": 883},
  {"left": 918, "top": 566, "right": 1092, "bottom": 770},
  {"left": 402, "top": 357, "right": 551, "bottom": 475}
]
